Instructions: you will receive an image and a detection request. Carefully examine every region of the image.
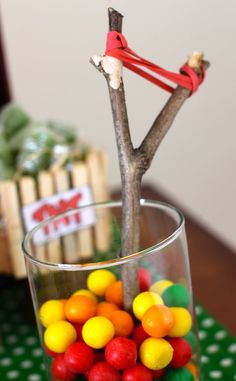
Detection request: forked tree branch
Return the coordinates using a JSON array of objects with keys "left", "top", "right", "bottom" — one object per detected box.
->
[{"left": 90, "top": 7, "right": 209, "bottom": 311}]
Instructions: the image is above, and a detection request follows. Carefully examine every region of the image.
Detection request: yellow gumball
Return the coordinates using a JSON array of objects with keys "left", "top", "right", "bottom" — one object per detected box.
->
[
  {"left": 87, "top": 270, "right": 116, "bottom": 296},
  {"left": 44, "top": 320, "right": 77, "bottom": 353},
  {"left": 133, "top": 291, "right": 164, "bottom": 320},
  {"left": 39, "top": 300, "right": 65, "bottom": 328},
  {"left": 168, "top": 307, "right": 192, "bottom": 337},
  {"left": 72, "top": 289, "right": 98, "bottom": 303},
  {"left": 149, "top": 279, "right": 173, "bottom": 295},
  {"left": 139, "top": 337, "right": 173, "bottom": 370},
  {"left": 82, "top": 316, "right": 115, "bottom": 349}
]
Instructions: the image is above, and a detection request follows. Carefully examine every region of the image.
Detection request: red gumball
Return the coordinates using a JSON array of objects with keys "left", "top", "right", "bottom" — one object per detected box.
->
[
  {"left": 152, "top": 368, "right": 166, "bottom": 379},
  {"left": 51, "top": 354, "right": 75, "bottom": 381},
  {"left": 167, "top": 337, "right": 192, "bottom": 368},
  {"left": 88, "top": 361, "right": 120, "bottom": 381},
  {"left": 64, "top": 342, "right": 95, "bottom": 373},
  {"left": 105, "top": 337, "right": 137, "bottom": 370},
  {"left": 138, "top": 268, "right": 152, "bottom": 291},
  {"left": 122, "top": 363, "right": 152, "bottom": 381},
  {"left": 132, "top": 324, "right": 149, "bottom": 347}
]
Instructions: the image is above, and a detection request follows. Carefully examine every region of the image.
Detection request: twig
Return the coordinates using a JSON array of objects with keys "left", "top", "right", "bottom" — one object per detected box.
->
[{"left": 90, "top": 8, "right": 209, "bottom": 311}]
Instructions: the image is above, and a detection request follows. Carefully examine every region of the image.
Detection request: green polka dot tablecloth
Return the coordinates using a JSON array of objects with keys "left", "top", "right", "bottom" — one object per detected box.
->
[{"left": 0, "top": 284, "right": 235, "bottom": 381}]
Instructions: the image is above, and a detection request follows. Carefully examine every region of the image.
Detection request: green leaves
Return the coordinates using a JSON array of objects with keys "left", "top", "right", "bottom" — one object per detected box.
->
[
  {"left": 0, "top": 104, "right": 30, "bottom": 140},
  {"left": 0, "top": 104, "right": 77, "bottom": 179}
]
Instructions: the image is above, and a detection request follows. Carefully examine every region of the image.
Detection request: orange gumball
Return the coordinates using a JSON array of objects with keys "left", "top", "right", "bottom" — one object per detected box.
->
[
  {"left": 111, "top": 310, "right": 134, "bottom": 337},
  {"left": 65, "top": 295, "right": 97, "bottom": 324},
  {"left": 96, "top": 302, "right": 120, "bottom": 320},
  {"left": 142, "top": 305, "right": 174, "bottom": 338},
  {"left": 105, "top": 280, "right": 123, "bottom": 307},
  {"left": 185, "top": 362, "right": 198, "bottom": 379}
]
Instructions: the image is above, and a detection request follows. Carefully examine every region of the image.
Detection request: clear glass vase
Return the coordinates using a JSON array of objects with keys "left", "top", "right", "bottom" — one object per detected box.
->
[{"left": 22, "top": 199, "right": 201, "bottom": 381}]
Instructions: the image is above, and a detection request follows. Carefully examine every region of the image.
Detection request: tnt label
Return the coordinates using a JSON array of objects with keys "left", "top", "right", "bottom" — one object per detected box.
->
[{"left": 22, "top": 186, "right": 95, "bottom": 245}]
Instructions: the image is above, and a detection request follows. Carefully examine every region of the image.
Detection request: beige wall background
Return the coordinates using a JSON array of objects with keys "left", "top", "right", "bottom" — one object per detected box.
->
[{"left": 1, "top": 0, "right": 235, "bottom": 251}]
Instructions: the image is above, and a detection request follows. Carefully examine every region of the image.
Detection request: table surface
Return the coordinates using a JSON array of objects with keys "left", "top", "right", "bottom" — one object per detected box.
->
[{"left": 113, "top": 184, "right": 236, "bottom": 336}]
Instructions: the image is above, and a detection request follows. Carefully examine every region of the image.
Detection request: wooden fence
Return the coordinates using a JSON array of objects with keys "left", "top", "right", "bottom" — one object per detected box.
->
[{"left": 0, "top": 149, "right": 110, "bottom": 278}]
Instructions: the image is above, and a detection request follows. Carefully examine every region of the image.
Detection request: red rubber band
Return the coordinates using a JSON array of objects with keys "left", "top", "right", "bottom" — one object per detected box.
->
[
  {"left": 105, "top": 31, "right": 205, "bottom": 95},
  {"left": 106, "top": 31, "right": 128, "bottom": 51}
]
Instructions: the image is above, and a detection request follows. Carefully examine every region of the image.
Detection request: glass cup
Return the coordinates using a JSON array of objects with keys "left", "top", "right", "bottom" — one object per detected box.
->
[{"left": 22, "top": 199, "right": 201, "bottom": 381}]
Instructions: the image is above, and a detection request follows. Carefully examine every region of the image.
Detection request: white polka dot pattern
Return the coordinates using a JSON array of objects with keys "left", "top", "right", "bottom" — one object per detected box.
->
[
  {"left": 219, "top": 358, "right": 234, "bottom": 367},
  {"left": 0, "top": 288, "right": 45, "bottom": 381},
  {"left": 199, "top": 330, "right": 208, "bottom": 340},
  {"left": 28, "top": 374, "right": 42, "bottom": 381},
  {"left": 202, "top": 317, "right": 215, "bottom": 328},
  {"left": 228, "top": 343, "right": 236, "bottom": 353},
  {"left": 0, "top": 357, "right": 13, "bottom": 367},
  {"left": 209, "top": 370, "right": 223, "bottom": 379},
  {"left": 12, "top": 347, "right": 25, "bottom": 356},
  {"left": 6, "top": 370, "right": 20, "bottom": 379},
  {"left": 201, "top": 355, "right": 210, "bottom": 364},
  {"left": 214, "top": 330, "right": 227, "bottom": 340},
  {"left": 206, "top": 344, "right": 220, "bottom": 354},
  {"left": 197, "top": 302, "right": 236, "bottom": 381}
]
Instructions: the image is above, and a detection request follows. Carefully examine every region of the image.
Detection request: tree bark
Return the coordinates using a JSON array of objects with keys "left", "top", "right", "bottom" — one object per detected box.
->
[{"left": 91, "top": 7, "right": 209, "bottom": 311}]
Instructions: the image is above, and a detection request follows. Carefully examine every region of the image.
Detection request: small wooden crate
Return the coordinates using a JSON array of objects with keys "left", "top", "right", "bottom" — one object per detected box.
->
[{"left": 0, "top": 149, "right": 110, "bottom": 278}]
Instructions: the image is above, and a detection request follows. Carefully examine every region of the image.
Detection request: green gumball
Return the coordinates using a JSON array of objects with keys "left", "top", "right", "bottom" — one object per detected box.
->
[
  {"left": 162, "top": 283, "right": 191, "bottom": 308},
  {"left": 184, "top": 331, "right": 198, "bottom": 353},
  {"left": 162, "top": 368, "right": 194, "bottom": 381}
]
